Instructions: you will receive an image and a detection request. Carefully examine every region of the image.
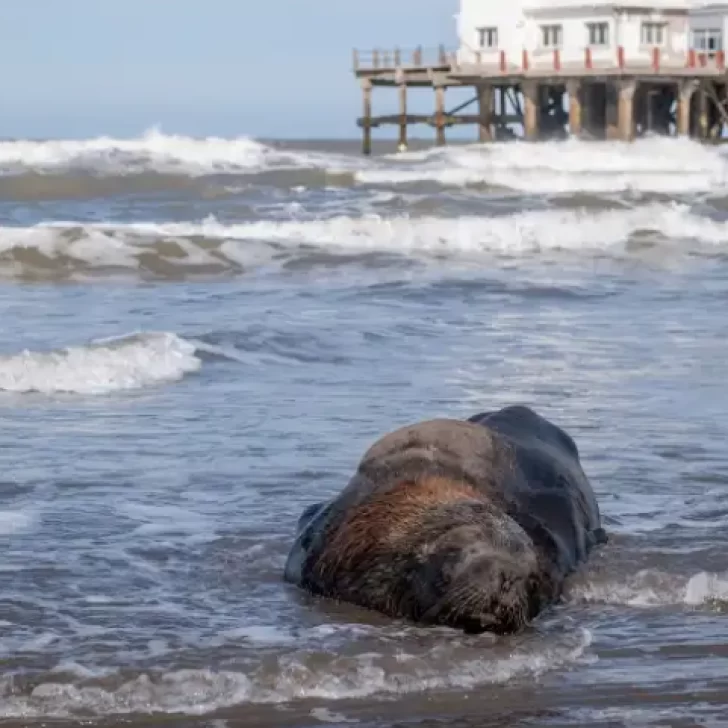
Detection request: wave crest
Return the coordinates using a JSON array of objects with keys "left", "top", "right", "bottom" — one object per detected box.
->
[
  {"left": 0, "top": 628, "right": 591, "bottom": 718},
  {"left": 0, "top": 128, "right": 341, "bottom": 177},
  {"left": 0, "top": 202, "right": 723, "bottom": 281},
  {"left": 0, "top": 332, "right": 200, "bottom": 395}
]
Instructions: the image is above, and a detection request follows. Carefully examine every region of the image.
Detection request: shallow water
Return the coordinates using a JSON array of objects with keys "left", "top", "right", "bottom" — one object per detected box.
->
[{"left": 0, "top": 131, "right": 727, "bottom": 727}]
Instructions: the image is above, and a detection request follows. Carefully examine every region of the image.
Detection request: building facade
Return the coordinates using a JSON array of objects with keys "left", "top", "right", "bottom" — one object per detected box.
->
[
  {"left": 689, "top": 2, "right": 728, "bottom": 56},
  {"left": 456, "top": 0, "right": 695, "bottom": 70}
]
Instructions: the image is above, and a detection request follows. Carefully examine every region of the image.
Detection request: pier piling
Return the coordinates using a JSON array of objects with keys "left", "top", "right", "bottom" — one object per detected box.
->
[
  {"left": 522, "top": 81, "right": 539, "bottom": 140},
  {"left": 677, "top": 80, "right": 697, "bottom": 137},
  {"left": 398, "top": 81, "right": 408, "bottom": 150},
  {"left": 361, "top": 79, "right": 372, "bottom": 156},
  {"left": 618, "top": 81, "right": 637, "bottom": 141},
  {"left": 567, "top": 80, "right": 582, "bottom": 137},
  {"left": 353, "top": 44, "right": 728, "bottom": 151},
  {"left": 698, "top": 84, "right": 709, "bottom": 139},
  {"left": 434, "top": 84, "right": 446, "bottom": 146},
  {"left": 477, "top": 84, "right": 493, "bottom": 142}
]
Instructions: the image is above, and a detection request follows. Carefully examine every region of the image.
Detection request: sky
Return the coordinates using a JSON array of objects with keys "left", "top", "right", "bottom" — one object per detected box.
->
[{"left": 0, "top": 0, "right": 466, "bottom": 140}]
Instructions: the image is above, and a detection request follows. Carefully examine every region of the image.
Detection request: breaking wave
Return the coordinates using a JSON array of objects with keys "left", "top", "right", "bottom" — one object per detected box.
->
[
  {"left": 0, "top": 202, "right": 724, "bottom": 280},
  {"left": 0, "top": 128, "right": 350, "bottom": 177},
  {"left": 0, "top": 332, "right": 201, "bottom": 395},
  {"left": 0, "top": 132, "right": 727, "bottom": 198},
  {"left": 357, "top": 136, "right": 728, "bottom": 194},
  {"left": 567, "top": 570, "right": 728, "bottom": 609},
  {"left": 0, "top": 628, "right": 592, "bottom": 718}
]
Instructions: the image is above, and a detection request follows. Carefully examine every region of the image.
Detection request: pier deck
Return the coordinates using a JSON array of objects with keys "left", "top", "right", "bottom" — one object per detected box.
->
[{"left": 352, "top": 45, "right": 728, "bottom": 153}]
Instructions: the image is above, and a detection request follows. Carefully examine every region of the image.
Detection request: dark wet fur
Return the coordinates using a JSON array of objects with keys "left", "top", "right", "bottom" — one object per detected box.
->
[{"left": 284, "top": 405, "right": 606, "bottom": 634}]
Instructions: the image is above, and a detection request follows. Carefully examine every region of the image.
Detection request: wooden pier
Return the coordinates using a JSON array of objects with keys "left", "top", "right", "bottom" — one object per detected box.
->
[{"left": 352, "top": 45, "right": 728, "bottom": 154}]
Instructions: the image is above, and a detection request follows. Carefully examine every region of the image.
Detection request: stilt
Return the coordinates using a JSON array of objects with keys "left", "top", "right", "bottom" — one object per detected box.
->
[
  {"left": 566, "top": 80, "right": 582, "bottom": 137},
  {"left": 522, "top": 81, "right": 539, "bottom": 141},
  {"left": 398, "top": 82, "right": 408, "bottom": 151},
  {"left": 435, "top": 84, "right": 446, "bottom": 146},
  {"left": 618, "top": 80, "right": 637, "bottom": 141},
  {"left": 361, "top": 79, "right": 372, "bottom": 156},
  {"left": 677, "top": 80, "right": 697, "bottom": 137},
  {"left": 477, "top": 84, "right": 493, "bottom": 142},
  {"left": 606, "top": 83, "right": 619, "bottom": 140},
  {"left": 699, "top": 84, "right": 709, "bottom": 139}
]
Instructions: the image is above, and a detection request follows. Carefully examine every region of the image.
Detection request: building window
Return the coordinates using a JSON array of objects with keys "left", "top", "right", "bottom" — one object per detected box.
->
[
  {"left": 587, "top": 22, "right": 609, "bottom": 46},
  {"left": 691, "top": 28, "right": 723, "bottom": 52},
  {"left": 477, "top": 26, "right": 498, "bottom": 49},
  {"left": 541, "top": 24, "right": 563, "bottom": 48},
  {"left": 641, "top": 21, "right": 666, "bottom": 46}
]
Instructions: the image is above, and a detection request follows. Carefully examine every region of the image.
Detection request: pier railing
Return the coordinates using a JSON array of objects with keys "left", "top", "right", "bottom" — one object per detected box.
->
[
  {"left": 462, "top": 46, "right": 726, "bottom": 74},
  {"left": 353, "top": 46, "right": 456, "bottom": 71},
  {"left": 354, "top": 45, "right": 727, "bottom": 75}
]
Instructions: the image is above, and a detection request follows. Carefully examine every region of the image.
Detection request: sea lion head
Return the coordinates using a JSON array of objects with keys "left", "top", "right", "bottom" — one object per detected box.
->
[{"left": 293, "top": 475, "right": 557, "bottom": 634}]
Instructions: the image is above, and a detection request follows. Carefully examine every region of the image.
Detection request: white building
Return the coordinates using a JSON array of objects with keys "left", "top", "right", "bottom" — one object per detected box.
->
[
  {"left": 689, "top": 2, "right": 728, "bottom": 55},
  {"left": 456, "top": 0, "right": 699, "bottom": 71}
]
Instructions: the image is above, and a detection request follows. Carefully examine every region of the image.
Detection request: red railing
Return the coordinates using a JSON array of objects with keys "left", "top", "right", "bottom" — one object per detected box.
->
[
  {"left": 353, "top": 45, "right": 728, "bottom": 74},
  {"left": 686, "top": 48, "right": 725, "bottom": 70},
  {"left": 475, "top": 45, "right": 726, "bottom": 73}
]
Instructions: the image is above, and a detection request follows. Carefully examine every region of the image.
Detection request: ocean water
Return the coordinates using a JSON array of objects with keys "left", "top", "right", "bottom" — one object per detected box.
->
[{"left": 0, "top": 129, "right": 728, "bottom": 728}]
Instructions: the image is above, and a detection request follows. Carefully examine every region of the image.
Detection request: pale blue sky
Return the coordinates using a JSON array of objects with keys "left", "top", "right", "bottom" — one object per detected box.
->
[{"left": 0, "top": 0, "right": 465, "bottom": 140}]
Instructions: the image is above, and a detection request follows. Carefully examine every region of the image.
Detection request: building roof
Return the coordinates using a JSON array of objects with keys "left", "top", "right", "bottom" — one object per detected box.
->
[
  {"left": 523, "top": 0, "right": 693, "bottom": 10},
  {"left": 690, "top": 1, "right": 728, "bottom": 10}
]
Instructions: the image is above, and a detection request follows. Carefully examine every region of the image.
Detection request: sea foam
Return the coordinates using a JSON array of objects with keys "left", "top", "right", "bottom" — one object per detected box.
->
[
  {"left": 357, "top": 136, "right": 728, "bottom": 194},
  {"left": 0, "top": 332, "right": 201, "bottom": 395},
  {"left": 0, "top": 201, "right": 721, "bottom": 281},
  {"left": 0, "top": 128, "right": 346, "bottom": 177}
]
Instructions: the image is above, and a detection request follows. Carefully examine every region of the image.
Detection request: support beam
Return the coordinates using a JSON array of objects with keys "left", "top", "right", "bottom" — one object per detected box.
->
[
  {"left": 398, "top": 82, "right": 407, "bottom": 151},
  {"left": 522, "top": 81, "right": 539, "bottom": 141},
  {"left": 699, "top": 84, "right": 708, "bottom": 139},
  {"left": 618, "top": 80, "right": 637, "bottom": 142},
  {"left": 361, "top": 79, "right": 372, "bottom": 156},
  {"left": 566, "top": 80, "right": 582, "bottom": 137},
  {"left": 677, "top": 80, "right": 698, "bottom": 137},
  {"left": 605, "top": 83, "right": 619, "bottom": 140},
  {"left": 477, "top": 84, "right": 493, "bottom": 142},
  {"left": 435, "top": 84, "right": 446, "bottom": 146}
]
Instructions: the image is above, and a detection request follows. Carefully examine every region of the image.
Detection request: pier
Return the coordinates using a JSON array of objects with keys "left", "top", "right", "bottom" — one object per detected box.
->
[{"left": 353, "top": 45, "right": 728, "bottom": 153}]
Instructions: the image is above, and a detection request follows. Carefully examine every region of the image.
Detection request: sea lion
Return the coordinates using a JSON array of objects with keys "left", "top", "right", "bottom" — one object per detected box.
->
[{"left": 284, "top": 405, "right": 606, "bottom": 634}]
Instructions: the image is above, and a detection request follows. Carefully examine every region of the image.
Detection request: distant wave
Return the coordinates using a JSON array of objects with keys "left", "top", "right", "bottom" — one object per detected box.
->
[
  {"left": 0, "top": 128, "right": 355, "bottom": 177},
  {"left": 0, "top": 332, "right": 201, "bottom": 394},
  {"left": 0, "top": 202, "right": 723, "bottom": 280},
  {"left": 357, "top": 136, "right": 728, "bottom": 194},
  {"left": 0, "top": 132, "right": 727, "bottom": 198}
]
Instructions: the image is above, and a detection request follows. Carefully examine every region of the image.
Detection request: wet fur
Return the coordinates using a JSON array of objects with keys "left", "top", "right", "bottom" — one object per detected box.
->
[{"left": 284, "top": 405, "right": 605, "bottom": 634}]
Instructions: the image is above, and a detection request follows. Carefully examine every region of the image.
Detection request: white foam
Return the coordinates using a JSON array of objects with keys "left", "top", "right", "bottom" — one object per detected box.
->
[
  {"left": 0, "top": 128, "right": 346, "bottom": 176},
  {"left": 310, "top": 707, "right": 359, "bottom": 723},
  {"left": 0, "top": 331, "right": 201, "bottom": 395},
  {"left": 3, "top": 132, "right": 726, "bottom": 195},
  {"left": 0, "top": 201, "right": 721, "bottom": 280},
  {"left": 96, "top": 202, "right": 728, "bottom": 256},
  {"left": 567, "top": 569, "right": 728, "bottom": 608},
  {"left": 0, "top": 510, "right": 35, "bottom": 535},
  {"left": 684, "top": 571, "right": 728, "bottom": 605},
  {"left": 0, "top": 628, "right": 592, "bottom": 718},
  {"left": 118, "top": 501, "right": 216, "bottom": 536},
  {"left": 358, "top": 136, "right": 728, "bottom": 194}
]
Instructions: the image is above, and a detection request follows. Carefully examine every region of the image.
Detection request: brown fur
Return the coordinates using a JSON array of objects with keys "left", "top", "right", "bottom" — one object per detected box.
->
[{"left": 314, "top": 475, "right": 481, "bottom": 580}]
